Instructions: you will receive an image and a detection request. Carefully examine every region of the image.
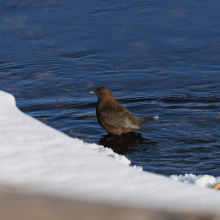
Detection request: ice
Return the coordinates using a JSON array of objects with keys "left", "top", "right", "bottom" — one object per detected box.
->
[{"left": 1, "top": 90, "right": 220, "bottom": 215}]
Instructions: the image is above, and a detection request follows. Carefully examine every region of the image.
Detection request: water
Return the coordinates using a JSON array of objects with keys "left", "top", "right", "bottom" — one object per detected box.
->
[{"left": 1, "top": 0, "right": 220, "bottom": 176}]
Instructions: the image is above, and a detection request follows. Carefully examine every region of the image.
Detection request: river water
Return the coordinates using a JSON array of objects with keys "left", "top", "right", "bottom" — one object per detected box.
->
[{"left": 1, "top": 0, "right": 220, "bottom": 176}]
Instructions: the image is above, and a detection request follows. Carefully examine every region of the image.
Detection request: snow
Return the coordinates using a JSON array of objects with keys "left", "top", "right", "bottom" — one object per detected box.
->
[
  {"left": 88, "top": 143, "right": 131, "bottom": 166},
  {"left": 0, "top": 90, "right": 220, "bottom": 215},
  {"left": 171, "top": 174, "right": 220, "bottom": 188}
]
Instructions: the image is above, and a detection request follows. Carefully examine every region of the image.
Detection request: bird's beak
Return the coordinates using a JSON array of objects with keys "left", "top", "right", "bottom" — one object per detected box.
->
[{"left": 88, "top": 91, "right": 95, "bottom": 94}]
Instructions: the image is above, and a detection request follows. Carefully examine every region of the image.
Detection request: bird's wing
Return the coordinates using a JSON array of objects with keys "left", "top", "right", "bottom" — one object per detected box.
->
[{"left": 100, "top": 108, "right": 139, "bottom": 129}]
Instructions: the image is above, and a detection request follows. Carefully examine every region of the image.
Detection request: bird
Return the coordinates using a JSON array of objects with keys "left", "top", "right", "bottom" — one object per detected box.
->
[{"left": 88, "top": 86, "right": 158, "bottom": 135}]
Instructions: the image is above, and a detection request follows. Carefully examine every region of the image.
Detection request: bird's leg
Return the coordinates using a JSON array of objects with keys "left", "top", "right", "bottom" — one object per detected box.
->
[{"left": 106, "top": 133, "right": 116, "bottom": 141}]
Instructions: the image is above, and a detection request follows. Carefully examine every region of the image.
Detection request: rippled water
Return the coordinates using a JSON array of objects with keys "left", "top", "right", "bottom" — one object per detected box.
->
[{"left": 1, "top": 0, "right": 220, "bottom": 176}]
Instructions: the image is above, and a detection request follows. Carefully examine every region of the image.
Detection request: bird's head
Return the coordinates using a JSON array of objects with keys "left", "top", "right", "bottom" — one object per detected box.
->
[{"left": 88, "top": 87, "right": 114, "bottom": 101}]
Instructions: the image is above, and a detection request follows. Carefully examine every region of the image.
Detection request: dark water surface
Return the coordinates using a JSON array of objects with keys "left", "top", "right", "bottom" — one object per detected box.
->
[{"left": 1, "top": 0, "right": 220, "bottom": 176}]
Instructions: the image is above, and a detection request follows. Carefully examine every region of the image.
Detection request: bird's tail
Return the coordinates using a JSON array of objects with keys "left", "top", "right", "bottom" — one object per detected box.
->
[
  {"left": 143, "top": 115, "right": 159, "bottom": 123},
  {"left": 136, "top": 115, "right": 159, "bottom": 128}
]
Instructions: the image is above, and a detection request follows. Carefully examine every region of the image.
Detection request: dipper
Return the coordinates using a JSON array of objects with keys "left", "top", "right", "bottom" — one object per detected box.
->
[{"left": 89, "top": 86, "right": 158, "bottom": 135}]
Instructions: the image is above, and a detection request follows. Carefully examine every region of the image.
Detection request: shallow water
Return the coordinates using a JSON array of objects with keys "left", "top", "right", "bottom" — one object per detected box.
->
[{"left": 1, "top": 0, "right": 220, "bottom": 176}]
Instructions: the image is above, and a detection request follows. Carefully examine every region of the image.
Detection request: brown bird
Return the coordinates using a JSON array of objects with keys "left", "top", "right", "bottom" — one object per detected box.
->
[{"left": 89, "top": 87, "right": 158, "bottom": 135}]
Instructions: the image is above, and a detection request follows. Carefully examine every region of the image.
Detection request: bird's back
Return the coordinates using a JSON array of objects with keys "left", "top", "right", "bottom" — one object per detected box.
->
[{"left": 97, "top": 100, "right": 156, "bottom": 135}]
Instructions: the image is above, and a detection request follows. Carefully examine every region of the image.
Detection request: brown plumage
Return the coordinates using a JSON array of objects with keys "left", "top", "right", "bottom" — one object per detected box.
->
[{"left": 89, "top": 87, "right": 158, "bottom": 135}]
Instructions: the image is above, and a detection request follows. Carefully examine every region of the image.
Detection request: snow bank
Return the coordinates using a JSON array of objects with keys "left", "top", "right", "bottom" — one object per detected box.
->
[{"left": 0, "top": 90, "right": 220, "bottom": 215}]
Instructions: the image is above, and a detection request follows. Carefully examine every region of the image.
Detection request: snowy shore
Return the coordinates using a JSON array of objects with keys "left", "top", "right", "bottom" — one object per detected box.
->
[{"left": 0, "top": 90, "right": 220, "bottom": 215}]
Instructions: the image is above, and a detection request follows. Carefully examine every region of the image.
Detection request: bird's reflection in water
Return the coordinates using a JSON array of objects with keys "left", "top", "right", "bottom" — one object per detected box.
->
[{"left": 99, "top": 132, "right": 157, "bottom": 155}]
